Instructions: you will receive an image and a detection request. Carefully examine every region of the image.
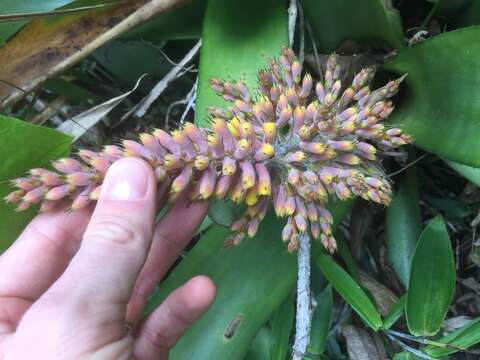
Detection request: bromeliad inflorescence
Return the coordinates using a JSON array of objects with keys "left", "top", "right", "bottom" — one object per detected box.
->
[{"left": 5, "top": 47, "right": 412, "bottom": 253}]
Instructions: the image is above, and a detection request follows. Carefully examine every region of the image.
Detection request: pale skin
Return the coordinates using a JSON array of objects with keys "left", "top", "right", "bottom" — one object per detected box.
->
[{"left": 0, "top": 158, "right": 216, "bottom": 359}]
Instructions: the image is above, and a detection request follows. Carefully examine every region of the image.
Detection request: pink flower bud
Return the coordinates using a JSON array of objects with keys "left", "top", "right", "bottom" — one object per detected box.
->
[
  {"left": 273, "top": 185, "right": 287, "bottom": 217},
  {"left": 214, "top": 175, "right": 233, "bottom": 198},
  {"left": 53, "top": 158, "right": 83, "bottom": 174},
  {"left": 12, "top": 178, "right": 36, "bottom": 191},
  {"left": 45, "top": 184, "right": 71, "bottom": 201},
  {"left": 294, "top": 214, "right": 307, "bottom": 232},
  {"left": 240, "top": 161, "right": 256, "bottom": 190},
  {"left": 198, "top": 167, "right": 216, "bottom": 199},
  {"left": 255, "top": 163, "right": 271, "bottom": 196},
  {"left": 247, "top": 218, "right": 260, "bottom": 237},
  {"left": 66, "top": 172, "right": 93, "bottom": 186}
]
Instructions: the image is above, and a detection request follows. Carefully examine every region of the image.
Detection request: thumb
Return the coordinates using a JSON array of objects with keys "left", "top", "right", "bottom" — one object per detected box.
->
[{"left": 44, "top": 157, "right": 157, "bottom": 307}]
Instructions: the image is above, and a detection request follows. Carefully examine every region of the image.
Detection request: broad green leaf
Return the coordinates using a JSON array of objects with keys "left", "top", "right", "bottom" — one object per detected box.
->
[
  {"left": 0, "top": 116, "right": 72, "bottom": 251},
  {"left": 392, "top": 352, "right": 419, "bottom": 360},
  {"left": 194, "top": 0, "right": 288, "bottom": 125},
  {"left": 423, "top": 317, "right": 480, "bottom": 357},
  {"left": 386, "top": 162, "right": 421, "bottom": 287},
  {"left": 308, "top": 285, "right": 333, "bottom": 356},
  {"left": 145, "top": 215, "right": 294, "bottom": 359},
  {"left": 0, "top": 0, "right": 75, "bottom": 44},
  {"left": 316, "top": 254, "right": 383, "bottom": 331},
  {"left": 146, "top": 200, "right": 350, "bottom": 360},
  {"left": 383, "top": 294, "right": 406, "bottom": 330},
  {"left": 122, "top": 0, "right": 207, "bottom": 41},
  {"left": 446, "top": 160, "right": 480, "bottom": 187},
  {"left": 245, "top": 326, "right": 271, "bottom": 360},
  {"left": 406, "top": 217, "right": 456, "bottom": 336},
  {"left": 269, "top": 292, "right": 294, "bottom": 360},
  {"left": 384, "top": 26, "right": 480, "bottom": 167},
  {"left": 301, "top": 0, "right": 404, "bottom": 52}
]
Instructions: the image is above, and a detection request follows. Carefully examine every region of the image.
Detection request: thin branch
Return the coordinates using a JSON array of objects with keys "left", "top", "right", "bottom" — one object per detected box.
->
[
  {"left": 125, "top": 40, "right": 201, "bottom": 119},
  {"left": 387, "top": 153, "right": 428, "bottom": 178},
  {"left": 180, "top": 79, "right": 197, "bottom": 124},
  {"left": 292, "top": 232, "right": 312, "bottom": 360},
  {"left": 0, "top": 3, "right": 119, "bottom": 22},
  {"left": 288, "top": 0, "right": 298, "bottom": 47}
]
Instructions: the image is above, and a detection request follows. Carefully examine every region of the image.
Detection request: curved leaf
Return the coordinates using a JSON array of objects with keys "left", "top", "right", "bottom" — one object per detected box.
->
[
  {"left": 383, "top": 295, "right": 406, "bottom": 330},
  {"left": 406, "top": 217, "right": 456, "bottom": 336},
  {"left": 146, "top": 201, "right": 350, "bottom": 359},
  {"left": 423, "top": 317, "right": 480, "bottom": 357},
  {"left": 245, "top": 326, "right": 271, "bottom": 360},
  {"left": 308, "top": 285, "right": 333, "bottom": 356},
  {"left": 316, "top": 254, "right": 383, "bottom": 331},
  {"left": 385, "top": 26, "right": 480, "bottom": 166},
  {"left": 301, "top": 0, "right": 404, "bottom": 52},
  {"left": 446, "top": 160, "right": 480, "bottom": 187},
  {"left": 269, "top": 292, "right": 294, "bottom": 360},
  {"left": 386, "top": 161, "right": 421, "bottom": 287},
  {"left": 194, "top": 0, "right": 288, "bottom": 125},
  {"left": 0, "top": 116, "right": 72, "bottom": 251}
]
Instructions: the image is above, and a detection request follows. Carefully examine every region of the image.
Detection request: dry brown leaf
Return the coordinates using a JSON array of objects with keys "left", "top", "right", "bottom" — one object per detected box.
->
[
  {"left": 342, "top": 325, "right": 388, "bottom": 360},
  {"left": 0, "top": 0, "right": 185, "bottom": 109},
  {"left": 359, "top": 271, "right": 398, "bottom": 316}
]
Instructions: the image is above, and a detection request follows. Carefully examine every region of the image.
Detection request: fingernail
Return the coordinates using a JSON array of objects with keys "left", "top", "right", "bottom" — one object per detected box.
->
[{"left": 102, "top": 158, "right": 149, "bottom": 201}]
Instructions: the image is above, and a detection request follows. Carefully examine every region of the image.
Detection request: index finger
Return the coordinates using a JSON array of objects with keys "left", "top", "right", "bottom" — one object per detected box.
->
[{"left": 0, "top": 204, "right": 93, "bottom": 301}]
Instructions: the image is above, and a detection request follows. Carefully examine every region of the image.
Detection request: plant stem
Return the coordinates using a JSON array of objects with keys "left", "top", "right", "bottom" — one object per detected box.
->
[
  {"left": 288, "top": 0, "right": 298, "bottom": 47},
  {"left": 292, "top": 231, "right": 312, "bottom": 360}
]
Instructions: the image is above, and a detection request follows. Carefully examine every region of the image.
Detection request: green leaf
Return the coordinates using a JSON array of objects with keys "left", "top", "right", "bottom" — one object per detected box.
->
[
  {"left": 301, "top": 0, "right": 404, "bottom": 52},
  {"left": 0, "top": 116, "right": 72, "bottom": 251},
  {"left": 383, "top": 294, "right": 406, "bottom": 330},
  {"left": 384, "top": 26, "right": 480, "bottom": 167},
  {"left": 194, "top": 0, "right": 288, "bottom": 126},
  {"left": 146, "top": 200, "right": 351, "bottom": 359},
  {"left": 308, "top": 285, "right": 333, "bottom": 356},
  {"left": 147, "top": 214, "right": 295, "bottom": 359},
  {"left": 423, "top": 317, "right": 480, "bottom": 357},
  {"left": 316, "top": 254, "right": 383, "bottom": 331},
  {"left": 392, "top": 352, "right": 419, "bottom": 360},
  {"left": 446, "top": 160, "right": 480, "bottom": 187},
  {"left": 0, "top": 0, "right": 75, "bottom": 44},
  {"left": 386, "top": 161, "right": 421, "bottom": 287},
  {"left": 269, "top": 292, "right": 294, "bottom": 360},
  {"left": 406, "top": 217, "right": 456, "bottom": 336},
  {"left": 245, "top": 326, "right": 271, "bottom": 360}
]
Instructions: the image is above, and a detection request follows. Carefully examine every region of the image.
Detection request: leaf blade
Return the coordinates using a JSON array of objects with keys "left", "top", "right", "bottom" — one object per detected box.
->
[
  {"left": 406, "top": 217, "right": 456, "bottom": 336},
  {"left": 0, "top": 116, "right": 72, "bottom": 251},
  {"left": 384, "top": 26, "right": 480, "bottom": 166},
  {"left": 316, "top": 254, "right": 383, "bottom": 331}
]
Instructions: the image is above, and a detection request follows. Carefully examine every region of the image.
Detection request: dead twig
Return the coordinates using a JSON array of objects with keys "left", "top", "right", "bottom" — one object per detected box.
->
[{"left": 125, "top": 40, "right": 201, "bottom": 119}]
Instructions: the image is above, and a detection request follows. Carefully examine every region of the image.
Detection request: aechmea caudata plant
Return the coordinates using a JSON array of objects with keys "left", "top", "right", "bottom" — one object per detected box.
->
[{"left": 5, "top": 47, "right": 412, "bottom": 253}]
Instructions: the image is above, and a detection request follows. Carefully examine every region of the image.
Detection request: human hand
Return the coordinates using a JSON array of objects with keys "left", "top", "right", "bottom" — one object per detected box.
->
[{"left": 0, "top": 158, "right": 216, "bottom": 359}]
